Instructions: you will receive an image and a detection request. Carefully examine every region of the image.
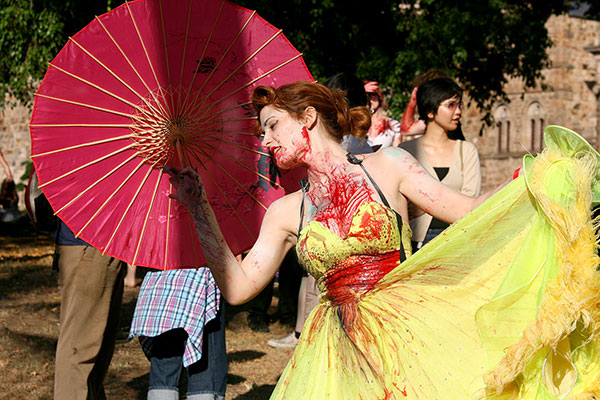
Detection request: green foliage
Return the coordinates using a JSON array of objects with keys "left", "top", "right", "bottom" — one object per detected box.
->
[
  {"left": 15, "top": 160, "right": 32, "bottom": 191},
  {"left": 1, "top": 1, "right": 62, "bottom": 108},
  {"left": 237, "top": 0, "right": 577, "bottom": 123},
  {"left": 0, "top": 0, "right": 118, "bottom": 109}
]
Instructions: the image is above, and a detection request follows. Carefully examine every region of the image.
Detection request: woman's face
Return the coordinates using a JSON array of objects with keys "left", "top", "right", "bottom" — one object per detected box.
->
[
  {"left": 430, "top": 95, "right": 462, "bottom": 131},
  {"left": 260, "top": 105, "right": 311, "bottom": 169}
]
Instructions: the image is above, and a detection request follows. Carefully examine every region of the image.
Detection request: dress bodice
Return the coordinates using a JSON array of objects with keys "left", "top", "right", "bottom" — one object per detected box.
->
[{"left": 296, "top": 201, "right": 412, "bottom": 304}]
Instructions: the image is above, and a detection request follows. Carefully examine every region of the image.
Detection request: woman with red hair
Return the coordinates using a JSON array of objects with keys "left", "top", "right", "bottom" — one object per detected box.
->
[{"left": 166, "top": 81, "right": 600, "bottom": 399}]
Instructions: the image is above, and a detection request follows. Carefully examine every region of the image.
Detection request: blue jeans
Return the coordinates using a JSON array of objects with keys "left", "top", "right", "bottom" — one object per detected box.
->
[{"left": 147, "top": 307, "right": 227, "bottom": 400}]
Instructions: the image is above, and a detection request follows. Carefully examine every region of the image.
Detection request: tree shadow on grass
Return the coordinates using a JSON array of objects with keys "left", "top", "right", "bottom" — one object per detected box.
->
[
  {"left": 227, "top": 373, "right": 246, "bottom": 385},
  {"left": 227, "top": 350, "right": 265, "bottom": 363},
  {"left": 233, "top": 384, "right": 276, "bottom": 399},
  {"left": 0, "top": 264, "right": 57, "bottom": 298},
  {"left": 124, "top": 373, "right": 149, "bottom": 400},
  {"left": 1, "top": 326, "right": 57, "bottom": 359}
]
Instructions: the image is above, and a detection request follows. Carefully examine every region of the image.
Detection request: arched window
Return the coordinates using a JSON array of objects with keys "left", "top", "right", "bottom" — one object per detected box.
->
[
  {"left": 494, "top": 105, "right": 511, "bottom": 153},
  {"left": 527, "top": 102, "right": 545, "bottom": 153},
  {"left": 540, "top": 118, "right": 544, "bottom": 150},
  {"left": 506, "top": 121, "right": 511, "bottom": 153}
]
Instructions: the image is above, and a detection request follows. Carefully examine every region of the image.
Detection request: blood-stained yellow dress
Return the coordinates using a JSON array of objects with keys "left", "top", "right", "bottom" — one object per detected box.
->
[{"left": 270, "top": 126, "right": 600, "bottom": 399}]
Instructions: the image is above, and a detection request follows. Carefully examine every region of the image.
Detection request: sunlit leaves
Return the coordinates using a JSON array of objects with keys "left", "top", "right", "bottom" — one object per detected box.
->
[
  {"left": 0, "top": 0, "right": 117, "bottom": 108},
  {"left": 0, "top": 2, "right": 63, "bottom": 107}
]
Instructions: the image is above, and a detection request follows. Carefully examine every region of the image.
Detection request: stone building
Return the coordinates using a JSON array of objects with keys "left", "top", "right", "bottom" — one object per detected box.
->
[{"left": 461, "top": 14, "right": 600, "bottom": 191}]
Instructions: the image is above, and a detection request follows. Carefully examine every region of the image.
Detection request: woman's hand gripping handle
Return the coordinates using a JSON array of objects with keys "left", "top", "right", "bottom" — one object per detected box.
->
[{"left": 164, "top": 166, "right": 244, "bottom": 300}]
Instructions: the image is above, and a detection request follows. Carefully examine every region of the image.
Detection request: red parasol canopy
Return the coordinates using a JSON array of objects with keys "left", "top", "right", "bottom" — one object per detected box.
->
[{"left": 30, "top": 0, "right": 312, "bottom": 269}]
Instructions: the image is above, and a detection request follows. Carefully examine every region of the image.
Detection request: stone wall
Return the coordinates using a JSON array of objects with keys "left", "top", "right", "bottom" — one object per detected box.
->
[
  {"left": 0, "top": 101, "right": 32, "bottom": 206},
  {"left": 461, "top": 14, "right": 600, "bottom": 191}
]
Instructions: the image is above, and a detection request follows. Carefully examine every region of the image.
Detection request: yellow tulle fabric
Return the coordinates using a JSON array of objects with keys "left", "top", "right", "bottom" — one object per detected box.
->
[{"left": 270, "top": 126, "right": 600, "bottom": 399}]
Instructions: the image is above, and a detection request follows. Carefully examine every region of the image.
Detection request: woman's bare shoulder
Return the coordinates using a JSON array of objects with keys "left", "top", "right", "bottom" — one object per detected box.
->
[
  {"left": 363, "top": 147, "right": 419, "bottom": 183},
  {"left": 267, "top": 190, "right": 301, "bottom": 215},
  {"left": 376, "top": 146, "right": 415, "bottom": 167}
]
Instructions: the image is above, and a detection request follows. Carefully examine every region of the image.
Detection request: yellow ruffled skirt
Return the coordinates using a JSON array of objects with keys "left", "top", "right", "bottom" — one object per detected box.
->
[{"left": 271, "top": 126, "right": 600, "bottom": 399}]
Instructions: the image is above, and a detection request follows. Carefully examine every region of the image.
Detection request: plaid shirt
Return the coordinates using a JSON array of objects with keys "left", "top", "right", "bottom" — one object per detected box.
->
[{"left": 129, "top": 267, "right": 220, "bottom": 367}]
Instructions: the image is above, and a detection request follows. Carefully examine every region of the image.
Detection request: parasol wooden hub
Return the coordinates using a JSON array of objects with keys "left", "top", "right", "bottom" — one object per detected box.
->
[
  {"left": 167, "top": 117, "right": 191, "bottom": 167},
  {"left": 125, "top": 82, "right": 227, "bottom": 168},
  {"left": 166, "top": 117, "right": 190, "bottom": 146}
]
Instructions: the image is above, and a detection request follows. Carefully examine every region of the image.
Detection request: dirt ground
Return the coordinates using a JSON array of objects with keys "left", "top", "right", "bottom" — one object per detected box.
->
[{"left": 0, "top": 220, "right": 294, "bottom": 399}]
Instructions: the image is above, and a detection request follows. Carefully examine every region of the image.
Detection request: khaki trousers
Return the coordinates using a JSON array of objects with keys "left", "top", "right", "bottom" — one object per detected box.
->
[
  {"left": 296, "top": 275, "right": 321, "bottom": 332},
  {"left": 303, "top": 275, "right": 320, "bottom": 323},
  {"left": 54, "top": 245, "right": 126, "bottom": 400}
]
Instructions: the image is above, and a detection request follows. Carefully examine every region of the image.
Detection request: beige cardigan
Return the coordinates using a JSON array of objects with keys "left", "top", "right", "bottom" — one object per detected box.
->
[{"left": 398, "top": 137, "right": 482, "bottom": 242}]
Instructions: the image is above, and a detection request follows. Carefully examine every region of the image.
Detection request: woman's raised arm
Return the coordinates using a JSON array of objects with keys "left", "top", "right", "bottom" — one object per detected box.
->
[
  {"left": 166, "top": 166, "right": 297, "bottom": 305},
  {"left": 390, "top": 149, "right": 506, "bottom": 223}
]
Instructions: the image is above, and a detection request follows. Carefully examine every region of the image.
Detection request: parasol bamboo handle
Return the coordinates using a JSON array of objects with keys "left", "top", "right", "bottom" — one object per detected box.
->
[{"left": 175, "top": 137, "right": 186, "bottom": 169}]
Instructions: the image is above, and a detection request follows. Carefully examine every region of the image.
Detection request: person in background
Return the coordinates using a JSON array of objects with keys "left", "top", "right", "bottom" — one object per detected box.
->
[
  {"left": 53, "top": 219, "right": 126, "bottom": 399},
  {"left": 0, "top": 148, "right": 13, "bottom": 182},
  {"left": 124, "top": 263, "right": 137, "bottom": 287},
  {"left": 267, "top": 263, "right": 319, "bottom": 349},
  {"left": 0, "top": 148, "right": 18, "bottom": 223},
  {"left": 399, "top": 69, "right": 455, "bottom": 141},
  {"left": 234, "top": 248, "right": 302, "bottom": 333},
  {"left": 326, "top": 73, "right": 373, "bottom": 155},
  {"left": 0, "top": 176, "right": 20, "bottom": 224},
  {"left": 270, "top": 248, "right": 304, "bottom": 327},
  {"left": 363, "top": 81, "right": 401, "bottom": 150},
  {"left": 399, "top": 77, "right": 481, "bottom": 252},
  {"left": 24, "top": 164, "right": 127, "bottom": 398},
  {"left": 129, "top": 267, "right": 227, "bottom": 400}
]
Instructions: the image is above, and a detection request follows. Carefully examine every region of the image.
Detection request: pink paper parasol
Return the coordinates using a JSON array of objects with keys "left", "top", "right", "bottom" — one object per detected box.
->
[{"left": 30, "top": 0, "right": 312, "bottom": 269}]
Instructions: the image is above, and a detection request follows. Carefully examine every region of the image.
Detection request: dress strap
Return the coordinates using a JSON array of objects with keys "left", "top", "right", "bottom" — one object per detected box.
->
[
  {"left": 346, "top": 153, "right": 406, "bottom": 262},
  {"left": 298, "top": 177, "right": 310, "bottom": 235}
]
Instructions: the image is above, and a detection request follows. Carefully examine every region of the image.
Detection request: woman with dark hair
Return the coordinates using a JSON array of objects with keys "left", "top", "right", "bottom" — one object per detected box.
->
[
  {"left": 166, "top": 81, "right": 600, "bottom": 399},
  {"left": 399, "top": 77, "right": 481, "bottom": 252},
  {"left": 0, "top": 177, "right": 20, "bottom": 223},
  {"left": 399, "top": 68, "right": 450, "bottom": 140}
]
